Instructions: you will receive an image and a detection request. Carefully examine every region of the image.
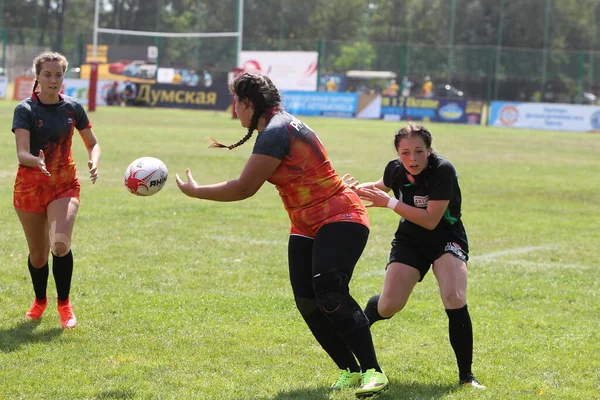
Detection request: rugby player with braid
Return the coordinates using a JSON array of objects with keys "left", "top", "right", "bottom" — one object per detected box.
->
[
  {"left": 12, "top": 51, "right": 101, "bottom": 328},
  {"left": 176, "top": 71, "right": 389, "bottom": 397}
]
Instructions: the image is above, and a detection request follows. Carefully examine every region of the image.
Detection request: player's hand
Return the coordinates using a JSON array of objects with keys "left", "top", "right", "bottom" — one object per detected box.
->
[
  {"left": 342, "top": 173, "right": 359, "bottom": 191},
  {"left": 175, "top": 168, "right": 198, "bottom": 198},
  {"left": 37, "top": 150, "right": 51, "bottom": 176},
  {"left": 357, "top": 186, "right": 392, "bottom": 208},
  {"left": 88, "top": 160, "right": 98, "bottom": 184}
]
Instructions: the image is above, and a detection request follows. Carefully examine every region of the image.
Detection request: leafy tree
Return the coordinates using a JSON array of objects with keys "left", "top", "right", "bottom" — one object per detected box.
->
[{"left": 332, "top": 41, "right": 376, "bottom": 71}]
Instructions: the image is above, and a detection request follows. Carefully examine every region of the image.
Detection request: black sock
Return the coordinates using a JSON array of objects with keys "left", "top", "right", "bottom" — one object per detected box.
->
[
  {"left": 52, "top": 250, "right": 73, "bottom": 301},
  {"left": 28, "top": 256, "right": 49, "bottom": 300},
  {"left": 303, "top": 308, "right": 361, "bottom": 372},
  {"left": 363, "top": 295, "right": 390, "bottom": 327},
  {"left": 446, "top": 305, "right": 473, "bottom": 380},
  {"left": 344, "top": 325, "right": 381, "bottom": 372}
]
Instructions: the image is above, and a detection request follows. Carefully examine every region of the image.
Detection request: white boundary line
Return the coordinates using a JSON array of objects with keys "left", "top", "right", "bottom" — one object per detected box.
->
[
  {"left": 358, "top": 244, "right": 560, "bottom": 278},
  {"left": 469, "top": 244, "right": 557, "bottom": 262}
]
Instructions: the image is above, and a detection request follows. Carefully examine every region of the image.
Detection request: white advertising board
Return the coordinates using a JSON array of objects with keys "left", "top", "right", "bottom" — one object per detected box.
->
[
  {"left": 489, "top": 101, "right": 600, "bottom": 132},
  {"left": 238, "top": 51, "right": 318, "bottom": 92},
  {"left": 62, "top": 78, "right": 118, "bottom": 106}
]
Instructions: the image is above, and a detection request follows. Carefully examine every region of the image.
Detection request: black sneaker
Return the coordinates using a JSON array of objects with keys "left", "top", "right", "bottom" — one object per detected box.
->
[{"left": 459, "top": 374, "right": 486, "bottom": 390}]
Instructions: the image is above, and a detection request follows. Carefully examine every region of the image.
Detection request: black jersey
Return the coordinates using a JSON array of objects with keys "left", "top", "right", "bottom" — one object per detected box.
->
[
  {"left": 383, "top": 154, "right": 467, "bottom": 246},
  {"left": 12, "top": 93, "right": 91, "bottom": 172}
]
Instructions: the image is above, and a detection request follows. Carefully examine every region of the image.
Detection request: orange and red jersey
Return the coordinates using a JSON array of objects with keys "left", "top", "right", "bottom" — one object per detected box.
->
[
  {"left": 12, "top": 93, "right": 92, "bottom": 185},
  {"left": 253, "top": 110, "right": 369, "bottom": 237}
]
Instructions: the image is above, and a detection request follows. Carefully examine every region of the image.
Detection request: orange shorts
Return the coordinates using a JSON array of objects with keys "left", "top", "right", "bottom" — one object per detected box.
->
[{"left": 13, "top": 166, "right": 80, "bottom": 214}]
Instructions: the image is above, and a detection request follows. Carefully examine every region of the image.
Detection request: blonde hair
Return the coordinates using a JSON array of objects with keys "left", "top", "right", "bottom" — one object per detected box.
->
[{"left": 31, "top": 51, "right": 69, "bottom": 92}]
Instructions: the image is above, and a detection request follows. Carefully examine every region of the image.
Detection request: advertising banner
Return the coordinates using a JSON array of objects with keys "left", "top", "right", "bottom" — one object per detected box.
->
[
  {"left": 13, "top": 77, "right": 35, "bottom": 101},
  {"left": 489, "top": 101, "right": 600, "bottom": 132},
  {"left": 11, "top": 78, "right": 229, "bottom": 111},
  {"left": 11, "top": 77, "right": 112, "bottom": 106},
  {"left": 0, "top": 76, "right": 8, "bottom": 99},
  {"left": 356, "top": 94, "right": 382, "bottom": 119},
  {"left": 80, "top": 62, "right": 156, "bottom": 83},
  {"left": 381, "top": 96, "right": 483, "bottom": 125},
  {"left": 62, "top": 78, "right": 121, "bottom": 106},
  {"left": 133, "top": 83, "right": 231, "bottom": 110},
  {"left": 239, "top": 51, "right": 318, "bottom": 91},
  {"left": 282, "top": 92, "right": 358, "bottom": 118}
]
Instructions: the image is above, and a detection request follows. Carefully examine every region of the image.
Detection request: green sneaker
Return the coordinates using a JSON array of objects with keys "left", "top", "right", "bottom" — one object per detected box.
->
[
  {"left": 355, "top": 368, "right": 389, "bottom": 398},
  {"left": 330, "top": 368, "right": 362, "bottom": 390}
]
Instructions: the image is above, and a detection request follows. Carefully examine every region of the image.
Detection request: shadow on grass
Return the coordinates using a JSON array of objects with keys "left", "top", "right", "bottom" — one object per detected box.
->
[
  {"left": 253, "top": 380, "right": 455, "bottom": 399},
  {"left": 384, "top": 381, "right": 457, "bottom": 399},
  {"left": 0, "top": 319, "right": 63, "bottom": 353}
]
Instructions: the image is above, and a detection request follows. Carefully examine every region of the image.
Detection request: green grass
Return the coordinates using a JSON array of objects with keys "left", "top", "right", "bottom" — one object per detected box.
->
[{"left": 0, "top": 100, "right": 599, "bottom": 399}]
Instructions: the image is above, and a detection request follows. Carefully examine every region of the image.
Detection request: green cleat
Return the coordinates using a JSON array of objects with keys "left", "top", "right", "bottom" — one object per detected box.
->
[
  {"left": 355, "top": 368, "right": 389, "bottom": 398},
  {"left": 330, "top": 368, "right": 362, "bottom": 390}
]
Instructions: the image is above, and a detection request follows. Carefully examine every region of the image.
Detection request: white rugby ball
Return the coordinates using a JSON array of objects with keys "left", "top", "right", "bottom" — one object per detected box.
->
[{"left": 124, "top": 157, "right": 168, "bottom": 196}]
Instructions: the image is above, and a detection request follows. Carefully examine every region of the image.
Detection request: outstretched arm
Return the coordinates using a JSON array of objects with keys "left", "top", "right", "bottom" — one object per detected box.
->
[
  {"left": 358, "top": 186, "right": 448, "bottom": 230},
  {"left": 342, "top": 174, "right": 390, "bottom": 192},
  {"left": 176, "top": 153, "right": 281, "bottom": 201}
]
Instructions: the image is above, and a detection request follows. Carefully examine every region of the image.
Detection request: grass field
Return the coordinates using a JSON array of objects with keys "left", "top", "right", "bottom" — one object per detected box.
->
[{"left": 0, "top": 100, "right": 598, "bottom": 400}]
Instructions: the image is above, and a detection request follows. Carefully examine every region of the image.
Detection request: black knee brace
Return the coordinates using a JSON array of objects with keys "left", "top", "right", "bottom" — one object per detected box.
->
[{"left": 312, "top": 271, "right": 369, "bottom": 337}]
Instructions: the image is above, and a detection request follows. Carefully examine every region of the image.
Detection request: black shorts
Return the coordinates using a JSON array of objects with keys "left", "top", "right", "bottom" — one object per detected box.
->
[{"left": 387, "top": 234, "right": 469, "bottom": 282}]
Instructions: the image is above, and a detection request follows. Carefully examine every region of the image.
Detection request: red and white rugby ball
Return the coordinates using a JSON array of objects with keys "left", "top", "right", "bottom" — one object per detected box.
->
[{"left": 124, "top": 157, "right": 168, "bottom": 196}]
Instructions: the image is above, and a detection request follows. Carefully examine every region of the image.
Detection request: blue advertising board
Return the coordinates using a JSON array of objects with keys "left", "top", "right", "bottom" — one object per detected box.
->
[
  {"left": 381, "top": 96, "right": 483, "bottom": 125},
  {"left": 281, "top": 91, "right": 359, "bottom": 118}
]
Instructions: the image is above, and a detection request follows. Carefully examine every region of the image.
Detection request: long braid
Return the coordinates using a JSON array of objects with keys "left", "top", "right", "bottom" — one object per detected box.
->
[
  {"left": 32, "top": 79, "right": 39, "bottom": 93},
  {"left": 207, "top": 72, "right": 281, "bottom": 150}
]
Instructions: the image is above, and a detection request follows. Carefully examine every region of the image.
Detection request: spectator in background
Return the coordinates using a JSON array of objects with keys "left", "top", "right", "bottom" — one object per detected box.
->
[
  {"left": 203, "top": 70, "right": 213, "bottom": 88},
  {"left": 326, "top": 77, "right": 337, "bottom": 92},
  {"left": 173, "top": 69, "right": 182, "bottom": 84},
  {"left": 386, "top": 79, "right": 399, "bottom": 96},
  {"left": 122, "top": 80, "right": 137, "bottom": 106},
  {"left": 422, "top": 76, "right": 433, "bottom": 98},
  {"left": 401, "top": 76, "right": 413, "bottom": 97},
  {"left": 106, "top": 81, "right": 121, "bottom": 106},
  {"left": 187, "top": 70, "right": 200, "bottom": 86}
]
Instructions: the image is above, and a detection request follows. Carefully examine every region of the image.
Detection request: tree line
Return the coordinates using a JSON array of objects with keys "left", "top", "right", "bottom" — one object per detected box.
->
[{"left": 2, "top": 0, "right": 599, "bottom": 100}]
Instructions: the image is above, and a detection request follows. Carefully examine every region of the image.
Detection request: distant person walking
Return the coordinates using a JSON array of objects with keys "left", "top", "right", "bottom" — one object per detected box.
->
[{"left": 12, "top": 51, "right": 101, "bottom": 328}]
